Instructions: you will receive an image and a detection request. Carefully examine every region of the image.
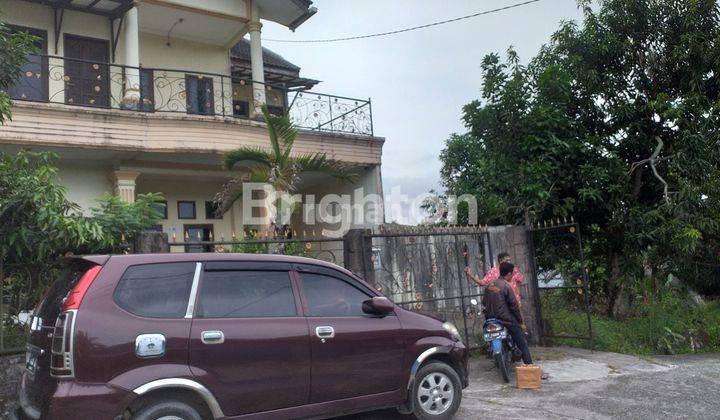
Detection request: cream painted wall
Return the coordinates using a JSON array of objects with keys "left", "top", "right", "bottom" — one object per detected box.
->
[
  {"left": 164, "top": 0, "right": 247, "bottom": 18},
  {"left": 56, "top": 163, "right": 114, "bottom": 214}
]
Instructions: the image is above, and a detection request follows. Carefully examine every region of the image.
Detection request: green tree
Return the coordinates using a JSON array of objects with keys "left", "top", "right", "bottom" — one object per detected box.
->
[
  {"left": 217, "top": 105, "right": 357, "bottom": 235},
  {"left": 0, "top": 151, "right": 163, "bottom": 309},
  {"left": 0, "top": 19, "right": 39, "bottom": 124},
  {"left": 439, "top": 0, "right": 720, "bottom": 314}
]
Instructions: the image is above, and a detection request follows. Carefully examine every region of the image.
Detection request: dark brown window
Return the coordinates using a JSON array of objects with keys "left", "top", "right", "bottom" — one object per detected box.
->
[
  {"left": 196, "top": 270, "right": 296, "bottom": 318},
  {"left": 63, "top": 34, "right": 110, "bottom": 108},
  {"left": 185, "top": 75, "right": 214, "bottom": 115},
  {"left": 205, "top": 201, "right": 222, "bottom": 219},
  {"left": 152, "top": 200, "right": 168, "bottom": 219},
  {"left": 139, "top": 68, "right": 154, "bottom": 111},
  {"left": 7, "top": 26, "right": 48, "bottom": 102},
  {"left": 177, "top": 201, "right": 196, "bottom": 219}
]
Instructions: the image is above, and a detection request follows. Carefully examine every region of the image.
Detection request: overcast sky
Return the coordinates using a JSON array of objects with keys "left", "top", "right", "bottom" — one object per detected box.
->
[{"left": 262, "top": 0, "right": 585, "bottom": 222}]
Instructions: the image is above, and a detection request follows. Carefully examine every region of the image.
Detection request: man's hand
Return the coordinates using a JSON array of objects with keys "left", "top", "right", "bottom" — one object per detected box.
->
[{"left": 521, "top": 323, "right": 528, "bottom": 333}]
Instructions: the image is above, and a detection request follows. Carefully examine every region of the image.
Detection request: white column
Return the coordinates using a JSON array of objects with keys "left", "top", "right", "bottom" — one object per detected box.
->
[
  {"left": 113, "top": 170, "right": 140, "bottom": 203},
  {"left": 122, "top": 6, "right": 141, "bottom": 107},
  {"left": 249, "top": 2, "right": 266, "bottom": 117}
]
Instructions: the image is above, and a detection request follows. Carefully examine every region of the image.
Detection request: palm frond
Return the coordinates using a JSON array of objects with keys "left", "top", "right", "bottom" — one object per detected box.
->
[
  {"left": 294, "top": 153, "right": 359, "bottom": 184},
  {"left": 262, "top": 105, "right": 297, "bottom": 163},
  {"left": 224, "top": 147, "right": 273, "bottom": 171},
  {"left": 215, "top": 169, "right": 271, "bottom": 213}
]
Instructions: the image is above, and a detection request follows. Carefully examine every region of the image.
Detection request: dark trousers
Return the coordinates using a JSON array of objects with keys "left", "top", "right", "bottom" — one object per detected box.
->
[{"left": 506, "top": 324, "right": 533, "bottom": 364}]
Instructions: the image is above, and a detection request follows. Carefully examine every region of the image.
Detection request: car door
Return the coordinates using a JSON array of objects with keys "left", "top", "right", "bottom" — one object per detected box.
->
[
  {"left": 188, "top": 262, "right": 311, "bottom": 416},
  {"left": 295, "top": 265, "right": 405, "bottom": 403}
]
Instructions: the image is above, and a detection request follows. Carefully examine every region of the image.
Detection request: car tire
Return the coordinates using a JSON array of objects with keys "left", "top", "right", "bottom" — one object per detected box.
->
[
  {"left": 132, "top": 400, "right": 203, "bottom": 420},
  {"left": 412, "top": 362, "right": 462, "bottom": 420}
]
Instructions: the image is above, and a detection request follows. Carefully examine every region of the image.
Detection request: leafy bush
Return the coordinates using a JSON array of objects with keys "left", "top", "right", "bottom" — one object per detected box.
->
[{"left": 0, "top": 151, "right": 163, "bottom": 311}]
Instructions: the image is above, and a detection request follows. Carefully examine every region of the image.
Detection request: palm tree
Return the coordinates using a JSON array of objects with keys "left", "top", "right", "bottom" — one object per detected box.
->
[{"left": 216, "top": 105, "right": 357, "bottom": 236}]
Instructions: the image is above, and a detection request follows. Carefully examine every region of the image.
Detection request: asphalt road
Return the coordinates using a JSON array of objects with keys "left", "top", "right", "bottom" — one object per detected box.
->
[{"left": 339, "top": 348, "right": 720, "bottom": 420}]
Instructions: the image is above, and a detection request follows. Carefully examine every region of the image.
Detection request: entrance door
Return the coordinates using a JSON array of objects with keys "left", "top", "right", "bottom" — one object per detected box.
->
[
  {"left": 184, "top": 224, "right": 213, "bottom": 252},
  {"left": 64, "top": 34, "right": 109, "bottom": 107},
  {"left": 189, "top": 262, "right": 310, "bottom": 416},
  {"left": 296, "top": 266, "right": 406, "bottom": 403}
]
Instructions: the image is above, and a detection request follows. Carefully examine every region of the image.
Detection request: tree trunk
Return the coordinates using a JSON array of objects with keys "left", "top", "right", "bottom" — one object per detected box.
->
[{"left": 606, "top": 251, "right": 622, "bottom": 317}]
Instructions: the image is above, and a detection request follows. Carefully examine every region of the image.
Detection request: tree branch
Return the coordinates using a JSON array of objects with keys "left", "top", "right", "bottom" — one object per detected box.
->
[{"left": 628, "top": 137, "right": 670, "bottom": 204}]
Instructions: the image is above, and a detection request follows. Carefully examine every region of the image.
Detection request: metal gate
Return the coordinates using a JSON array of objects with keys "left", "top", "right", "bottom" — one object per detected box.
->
[
  {"left": 361, "top": 227, "right": 492, "bottom": 349},
  {"left": 527, "top": 220, "right": 593, "bottom": 347}
]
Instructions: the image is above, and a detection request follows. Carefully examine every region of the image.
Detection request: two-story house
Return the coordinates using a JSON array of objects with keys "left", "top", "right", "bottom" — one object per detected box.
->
[{"left": 0, "top": 0, "right": 385, "bottom": 245}]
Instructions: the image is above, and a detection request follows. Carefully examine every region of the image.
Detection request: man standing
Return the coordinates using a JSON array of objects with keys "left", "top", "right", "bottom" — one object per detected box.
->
[
  {"left": 465, "top": 251, "right": 525, "bottom": 307},
  {"left": 482, "top": 262, "right": 533, "bottom": 365}
]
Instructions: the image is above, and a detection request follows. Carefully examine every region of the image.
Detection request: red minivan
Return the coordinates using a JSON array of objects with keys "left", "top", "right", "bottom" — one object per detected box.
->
[{"left": 15, "top": 254, "right": 468, "bottom": 420}]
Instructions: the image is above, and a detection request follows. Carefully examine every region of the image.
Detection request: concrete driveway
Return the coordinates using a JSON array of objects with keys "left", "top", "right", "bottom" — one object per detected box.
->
[{"left": 340, "top": 347, "right": 720, "bottom": 419}]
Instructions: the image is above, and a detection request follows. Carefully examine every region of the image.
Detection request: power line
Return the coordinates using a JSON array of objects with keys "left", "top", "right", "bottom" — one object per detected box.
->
[{"left": 264, "top": 0, "right": 542, "bottom": 43}]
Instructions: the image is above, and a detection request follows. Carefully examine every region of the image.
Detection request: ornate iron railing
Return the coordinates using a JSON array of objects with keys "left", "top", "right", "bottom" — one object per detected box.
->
[{"left": 9, "top": 54, "right": 374, "bottom": 136}]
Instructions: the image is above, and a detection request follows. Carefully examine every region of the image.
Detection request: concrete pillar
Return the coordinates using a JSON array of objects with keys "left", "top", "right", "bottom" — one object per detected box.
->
[
  {"left": 113, "top": 170, "right": 140, "bottom": 203},
  {"left": 343, "top": 229, "right": 375, "bottom": 286},
  {"left": 248, "top": 2, "right": 266, "bottom": 118},
  {"left": 134, "top": 230, "right": 170, "bottom": 253},
  {"left": 122, "top": 6, "right": 141, "bottom": 107}
]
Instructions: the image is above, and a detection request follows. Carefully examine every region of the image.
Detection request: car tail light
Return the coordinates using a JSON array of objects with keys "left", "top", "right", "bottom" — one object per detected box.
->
[
  {"left": 50, "top": 310, "right": 76, "bottom": 377},
  {"left": 51, "top": 264, "right": 101, "bottom": 378},
  {"left": 486, "top": 323, "right": 502, "bottom": 333},
  {"left": 62, "top": 264, "right": 102, "bottom": 311}
]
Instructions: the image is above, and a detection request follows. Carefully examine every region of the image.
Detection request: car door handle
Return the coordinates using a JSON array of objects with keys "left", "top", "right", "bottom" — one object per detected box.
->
[
  {"left": 315, "top": 326, "right": 335, "bottom": 340},
  {"left": 201, "top": 330, "right": 225, "bottom": 344}
]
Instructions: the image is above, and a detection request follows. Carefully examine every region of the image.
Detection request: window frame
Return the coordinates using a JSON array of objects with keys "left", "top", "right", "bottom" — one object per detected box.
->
[
  {"left": 152, "top": 200, "right": 168, "bottom": 219},
  {"left": 204, "top": 200, "right": 223, "bottom": 220},
  {"left": 6, "top": 25, "right": 48, "bottom": 102},
  {"left": 177, "top": 200, "right": 196, "bottom": 219}
]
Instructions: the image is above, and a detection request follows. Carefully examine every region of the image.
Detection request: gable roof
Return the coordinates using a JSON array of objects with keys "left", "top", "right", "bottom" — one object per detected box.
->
[{"left": 230, "top": 38, "right": 319, "bottom": 89}]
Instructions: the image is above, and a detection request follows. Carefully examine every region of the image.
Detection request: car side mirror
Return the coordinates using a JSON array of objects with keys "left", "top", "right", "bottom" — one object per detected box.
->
[{"left": 362, "top": 296, "right": 394, "bottom": 316}]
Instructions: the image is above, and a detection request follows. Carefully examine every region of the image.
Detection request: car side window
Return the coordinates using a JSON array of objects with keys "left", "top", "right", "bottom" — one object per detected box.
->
[
  {"left": 300, "top": 273, "right": 371, "bottom": 317},
  {"left": 113, "top": 262, "right": 196, "bottom": 318},
  {"left": 197, "top": 270, "right": 297, "bottom": 318}
]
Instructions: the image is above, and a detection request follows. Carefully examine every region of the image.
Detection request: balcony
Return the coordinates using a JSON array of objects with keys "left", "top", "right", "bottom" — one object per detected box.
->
[{"left": 8, "top": 54, "right": 374, "bottom": 137}]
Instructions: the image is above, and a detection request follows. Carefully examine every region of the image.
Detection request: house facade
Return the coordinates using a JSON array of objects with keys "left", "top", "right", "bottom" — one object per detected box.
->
[{"left": 0, "top": 0, "right": 385, "bottom": 245}]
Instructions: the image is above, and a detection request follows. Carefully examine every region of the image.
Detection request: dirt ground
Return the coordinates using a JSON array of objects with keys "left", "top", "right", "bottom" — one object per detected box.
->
[{"left": 341, "top": 346, "right": 720, "bottom": 419}]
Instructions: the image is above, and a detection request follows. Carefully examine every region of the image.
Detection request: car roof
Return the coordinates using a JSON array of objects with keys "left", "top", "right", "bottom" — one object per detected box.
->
[{"left": 87, "top": 253, "right": 356, "bottom": 278}]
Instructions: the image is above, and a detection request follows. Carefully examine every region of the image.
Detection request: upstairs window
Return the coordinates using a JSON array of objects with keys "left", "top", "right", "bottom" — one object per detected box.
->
[
  {"left": 185, "top": 75, "right": 214, "bottom": 115},
  {"left": 7, "top": 26, "right": 48, "bottom": 102}
]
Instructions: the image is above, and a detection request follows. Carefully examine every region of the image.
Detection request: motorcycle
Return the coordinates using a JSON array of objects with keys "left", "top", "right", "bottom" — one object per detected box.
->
[
  {"left": 485, "top": 319, "right": 525, "bottom": 382},
  {"left": 469, "top": 298, "right": 523, "bottom": 383}
]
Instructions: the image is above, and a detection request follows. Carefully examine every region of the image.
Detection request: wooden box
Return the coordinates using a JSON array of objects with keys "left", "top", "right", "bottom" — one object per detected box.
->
[{"left": 515, "top": 364, "right": 542, "bottom": 389}]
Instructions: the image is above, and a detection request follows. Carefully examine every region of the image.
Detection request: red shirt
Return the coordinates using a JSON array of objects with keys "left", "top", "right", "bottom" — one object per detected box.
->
[{"left": 478, "top": 265, "right": 525, "bottom": 305}]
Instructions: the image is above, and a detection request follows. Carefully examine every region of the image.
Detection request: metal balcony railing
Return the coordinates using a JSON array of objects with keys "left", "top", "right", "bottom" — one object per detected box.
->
[{"left": 9, "top": 54, "right": 374, "bottom": 136}]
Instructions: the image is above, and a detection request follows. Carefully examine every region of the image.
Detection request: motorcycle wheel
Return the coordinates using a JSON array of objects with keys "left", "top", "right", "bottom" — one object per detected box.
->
[{"left": 494, "top": 352, "right": 510, "bottom": 383}]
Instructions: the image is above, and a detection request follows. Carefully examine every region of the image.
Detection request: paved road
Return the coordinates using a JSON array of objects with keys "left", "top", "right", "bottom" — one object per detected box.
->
[{"left": 339, "top": 348, "right": 720, "bottom": 419}]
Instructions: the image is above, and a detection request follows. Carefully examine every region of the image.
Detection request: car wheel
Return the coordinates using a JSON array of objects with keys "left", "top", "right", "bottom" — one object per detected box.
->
[
  {"left": 132, "top": 400, "right": 203, "bottom": 420},
  {"left": 412, "top": 362, "right": 462, "bottom": 420}
]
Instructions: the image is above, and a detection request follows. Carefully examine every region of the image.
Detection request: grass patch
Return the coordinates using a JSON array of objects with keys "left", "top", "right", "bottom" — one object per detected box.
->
[{"left": 543, "top": 295, "right": 720, "bottom": 355}]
